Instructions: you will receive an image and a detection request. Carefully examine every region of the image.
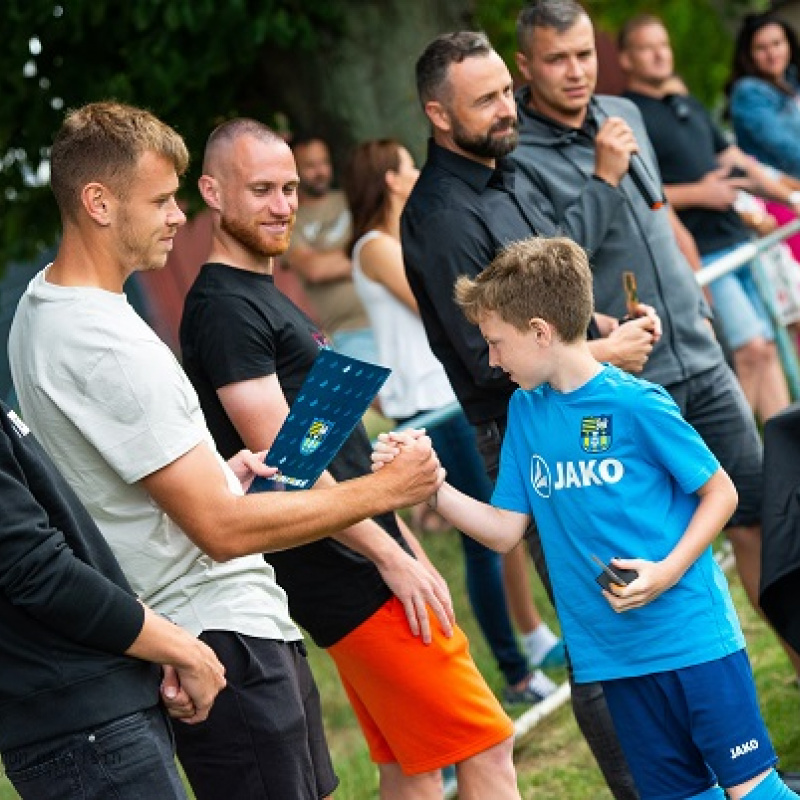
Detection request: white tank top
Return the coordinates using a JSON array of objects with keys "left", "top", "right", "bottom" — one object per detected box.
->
[{"left": 352, "top": 231, "right": 456, "bottom": 419}]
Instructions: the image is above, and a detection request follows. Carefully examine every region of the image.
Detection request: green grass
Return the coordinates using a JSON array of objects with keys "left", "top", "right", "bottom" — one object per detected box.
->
[{"left": 1, "top": 531, "right": 798, "bottom": 799}]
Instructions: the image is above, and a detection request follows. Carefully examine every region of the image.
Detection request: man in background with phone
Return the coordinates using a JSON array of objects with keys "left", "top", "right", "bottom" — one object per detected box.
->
[{"left": 620, "top": 12, "right": 796, "bottom": 426}]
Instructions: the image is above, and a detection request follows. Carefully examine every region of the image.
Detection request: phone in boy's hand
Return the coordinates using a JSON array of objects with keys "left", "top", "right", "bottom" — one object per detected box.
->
[{"left": 591, "top": 554, "right": 639, "bottom": 592}]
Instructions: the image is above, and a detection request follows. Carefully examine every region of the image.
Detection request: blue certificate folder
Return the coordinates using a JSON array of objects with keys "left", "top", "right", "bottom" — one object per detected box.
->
[{"left": 248, "top": 349, "right": 390, "bottom": 493}]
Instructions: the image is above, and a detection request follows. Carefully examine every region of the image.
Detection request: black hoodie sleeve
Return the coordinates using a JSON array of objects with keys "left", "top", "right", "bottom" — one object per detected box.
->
[{"left": 0, "top": 422, "right": 145, "bottom": 654}]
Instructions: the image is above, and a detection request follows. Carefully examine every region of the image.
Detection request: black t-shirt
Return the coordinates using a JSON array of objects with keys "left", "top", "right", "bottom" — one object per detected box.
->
[
  {"left": 180, "top": 262, "right": 407, "bottom": 647},
  {"left": 624, "top": 91, "right": 749, "bottom": 255}
]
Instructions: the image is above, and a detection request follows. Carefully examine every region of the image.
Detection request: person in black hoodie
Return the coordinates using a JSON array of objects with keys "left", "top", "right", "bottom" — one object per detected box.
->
[{"left": 0, "top": 400, "right": 226, "bottom": 800}]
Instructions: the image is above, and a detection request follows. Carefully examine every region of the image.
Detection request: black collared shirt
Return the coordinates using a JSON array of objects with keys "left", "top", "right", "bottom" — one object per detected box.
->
[{"left": 400, "top": 139, "right": 554, "bottom": 425}]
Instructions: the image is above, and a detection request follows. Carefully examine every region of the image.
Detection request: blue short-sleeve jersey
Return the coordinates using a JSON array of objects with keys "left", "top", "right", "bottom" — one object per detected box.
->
[{"left": 492, "top": 365, "right": 744, "bottom": 683}]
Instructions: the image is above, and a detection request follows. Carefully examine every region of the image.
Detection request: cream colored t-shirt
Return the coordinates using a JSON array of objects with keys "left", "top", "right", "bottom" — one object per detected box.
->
[{"left": 9, "top": 268, "right": 301, "bottom": 641}]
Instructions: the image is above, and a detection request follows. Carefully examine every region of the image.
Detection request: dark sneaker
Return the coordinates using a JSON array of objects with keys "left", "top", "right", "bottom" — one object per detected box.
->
[{"left": 502, "top": 669, "right": 558, "bottom": 706}]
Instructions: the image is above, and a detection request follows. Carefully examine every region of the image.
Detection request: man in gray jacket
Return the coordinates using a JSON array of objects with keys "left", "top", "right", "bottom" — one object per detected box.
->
[{"left": 511, "top": 0, "right": 767, "bottom": 645}]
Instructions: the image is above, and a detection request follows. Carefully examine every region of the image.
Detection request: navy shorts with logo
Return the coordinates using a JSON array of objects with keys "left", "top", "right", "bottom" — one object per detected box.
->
[{"left": 601, "top": 650, "right": 777, "bottom": 800}]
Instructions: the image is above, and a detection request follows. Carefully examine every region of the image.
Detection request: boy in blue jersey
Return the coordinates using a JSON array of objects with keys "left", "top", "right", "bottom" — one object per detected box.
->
[{"left": 375, "top": 236, "right": 797, "bottom": 800}]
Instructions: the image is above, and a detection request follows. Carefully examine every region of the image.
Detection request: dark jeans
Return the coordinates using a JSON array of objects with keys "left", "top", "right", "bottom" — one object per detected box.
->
[
  {"left": 2, "top": 706, "right": 186, "bottom": 800},
  {"left": 667, "top": 362, "right": 763, "bottom": 528},
  {"left": 424, "top": 409, "right": 531, "bottom": 686},
  {"left": 475, "top": 417, "right": 640, "bottom": 800}
]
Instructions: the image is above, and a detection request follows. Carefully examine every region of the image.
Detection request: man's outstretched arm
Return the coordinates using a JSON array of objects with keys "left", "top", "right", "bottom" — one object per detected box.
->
[
  {"left": 140, "top": 434, "right": 442, "bottom": 563},
  {"left": 216, "top": 373, "right": 455, "bottom": 643}
]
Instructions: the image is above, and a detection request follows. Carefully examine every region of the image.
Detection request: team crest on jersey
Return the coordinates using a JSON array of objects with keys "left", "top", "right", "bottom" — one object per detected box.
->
[
  {"left": 301, "top": 418, "right": 333, "bottom": 455},
  {"left": 581, "top": 415, "right": 612, "bottom": 453}
]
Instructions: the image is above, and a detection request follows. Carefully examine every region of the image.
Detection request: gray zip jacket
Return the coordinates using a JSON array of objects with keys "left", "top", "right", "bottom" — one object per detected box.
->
[{"left": 513, "top": 88, "right": 724, "bottom": 389}]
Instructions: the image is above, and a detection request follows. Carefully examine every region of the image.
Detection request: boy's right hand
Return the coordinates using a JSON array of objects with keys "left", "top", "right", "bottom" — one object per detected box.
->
[
  {"left": 372, "top": 429, "right": 425, "bottom": 470},
  {"left": 372, "top": 430, "right": 447, "bottom": 508},
  {"left": 371, "top": 431, "right": 445, "bottom": 507}
]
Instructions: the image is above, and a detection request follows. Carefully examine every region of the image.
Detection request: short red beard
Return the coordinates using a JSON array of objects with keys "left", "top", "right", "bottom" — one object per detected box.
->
[{"left": 220, "top": 214, "right": 294, "bottom": 258}]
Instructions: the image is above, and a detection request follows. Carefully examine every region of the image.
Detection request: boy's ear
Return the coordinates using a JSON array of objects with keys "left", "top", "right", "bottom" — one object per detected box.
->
[{"left": 530, "top": 317, "right": 552, "bottom": 343}]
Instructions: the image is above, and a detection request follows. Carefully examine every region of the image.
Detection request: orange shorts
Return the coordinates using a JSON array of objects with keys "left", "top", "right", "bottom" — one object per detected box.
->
[{"left": 327, "top": 597, "right": 514, "bottom": 774}]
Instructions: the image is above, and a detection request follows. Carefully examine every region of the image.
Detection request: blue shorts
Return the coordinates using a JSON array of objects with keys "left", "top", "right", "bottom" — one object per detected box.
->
[
  {"left": 602, "top": 650, "right": 777, "bottom": 800},
  {"left": 703, "top": 248, "right": 774, "bottom": 350}
]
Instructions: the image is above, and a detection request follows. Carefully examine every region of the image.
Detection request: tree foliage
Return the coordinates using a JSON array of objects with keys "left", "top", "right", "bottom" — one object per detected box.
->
[
  {"left": 1, "top": 0, "right": 765, "bottom": 271},
  {"left": 1, "top": 0, "right": 347, "bottom": 264}
]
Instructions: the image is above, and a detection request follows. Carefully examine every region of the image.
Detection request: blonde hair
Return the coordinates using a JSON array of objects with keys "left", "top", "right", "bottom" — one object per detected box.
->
[
  {"left": 50, "top": 101, "right": 189, "bottom": 219},
  {"left": 455, "top": 236, "right": 594, "bottom": 341}
]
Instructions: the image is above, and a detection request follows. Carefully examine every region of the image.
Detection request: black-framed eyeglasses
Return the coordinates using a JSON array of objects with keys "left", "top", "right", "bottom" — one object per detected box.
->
[{"left": 664, "top": 94, "right": 691, "bottom": 122}]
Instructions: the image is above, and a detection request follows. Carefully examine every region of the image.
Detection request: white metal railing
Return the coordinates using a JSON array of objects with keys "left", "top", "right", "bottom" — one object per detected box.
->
[
  {"left": 695, "top": 219, "right": 800, "bottom": 287},
  {"left": 694, "top": 219, "right": 800, "bottom": 397}
]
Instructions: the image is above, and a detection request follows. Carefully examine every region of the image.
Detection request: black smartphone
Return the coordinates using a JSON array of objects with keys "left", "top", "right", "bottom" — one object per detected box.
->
[{"left": 591, "top": 554, "right": 639, "bottom": 591}]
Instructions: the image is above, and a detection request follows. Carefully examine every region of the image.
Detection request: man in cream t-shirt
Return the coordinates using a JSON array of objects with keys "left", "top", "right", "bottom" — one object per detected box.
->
[
  {"left": 11, "top": 270, "right": 296, "bottom": 641},
  {"left": 9, "top": 101, "right": 441, "bottom": 800}
]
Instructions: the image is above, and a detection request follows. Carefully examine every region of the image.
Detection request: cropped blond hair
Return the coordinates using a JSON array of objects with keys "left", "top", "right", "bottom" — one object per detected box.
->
[{"left": 50, "top": 101, "right": 189, "bottom": 219}]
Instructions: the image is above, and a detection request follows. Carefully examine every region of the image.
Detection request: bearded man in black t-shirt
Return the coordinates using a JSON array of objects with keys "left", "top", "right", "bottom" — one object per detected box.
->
[{"left": 179, "top": 117, "right": 522, "bottom": 800}]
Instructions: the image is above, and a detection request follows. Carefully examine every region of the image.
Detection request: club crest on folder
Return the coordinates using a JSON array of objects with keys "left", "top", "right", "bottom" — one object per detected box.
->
[
  {"left": 301, "top": 419, "right": 333, "bottom": 455},
  {"left": 581, "top": 415, "right": 612, "bottom": 453}
]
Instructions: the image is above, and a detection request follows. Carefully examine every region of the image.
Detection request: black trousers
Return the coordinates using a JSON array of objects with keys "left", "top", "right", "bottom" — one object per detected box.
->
[{"left": 174, "top": 633, "right": 338, "bottom": 800}]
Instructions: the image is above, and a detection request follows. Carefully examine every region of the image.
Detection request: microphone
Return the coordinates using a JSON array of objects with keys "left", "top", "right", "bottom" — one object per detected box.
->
[
  {"left": 589, "top": 98, "right": 665, "bottom": 210},
  {"left": 627, "top": 152, "right": 665, "bottom": 210}
]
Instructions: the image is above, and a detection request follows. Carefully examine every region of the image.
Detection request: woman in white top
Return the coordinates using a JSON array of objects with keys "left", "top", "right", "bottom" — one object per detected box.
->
[{"left": 344, "top": 139, "right": 564, "bottom": 705}]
